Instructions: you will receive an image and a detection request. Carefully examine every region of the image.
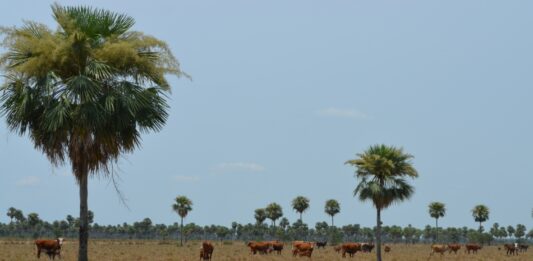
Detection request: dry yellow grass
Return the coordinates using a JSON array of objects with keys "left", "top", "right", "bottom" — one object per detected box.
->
[{"left": 0, "top": 239, "right": 531, "bottom": 261}]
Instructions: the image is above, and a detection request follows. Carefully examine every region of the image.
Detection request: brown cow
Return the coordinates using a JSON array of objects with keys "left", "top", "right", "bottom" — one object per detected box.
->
[
  {"left": 465, "top": 244, "right": 482, "bottom": 254},
  {"left": 504, "top": 244, "right": 518, "bottom": 256},
  {"left": 430, "top": 244, "right": 447, "bottom": 256},
  {"left": 334, "top": 246, "right": 342, "bottom": 253},
  {"left": 448, "top": 244, "right": 461, "bottom": 254},
  {"left": 292, "top": 242, "right": 314, "bottom": 258},
  {"left": 35, "top": 238, "right": 64, "bottom": 259},
  {"left": 384, "top": 245, "right": 391, "bottom": 253},
  {"left": 269, "top": 241, "right": 284, "bottom": 255},
  {"left": 199, "top": 241, "right": 214, "bottom": 260},
  {"left": 247, "top": 241, "right": 270, "bottom": 255},
  {"left": 341, "top": 243, "right": 361, "bottom": 258}
]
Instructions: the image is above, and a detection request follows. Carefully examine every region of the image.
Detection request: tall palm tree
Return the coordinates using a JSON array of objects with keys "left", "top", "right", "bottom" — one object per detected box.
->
[
  {"left": 346, "top": 144, "right": 418, "bottom": 261},
  {"left": 265, "top": 203, "right": 283, "bottom": 227},
  {"left": 254, "top": 208, "right": 267, "bottom": 225},
  {"left": 472, "top": 205, "right": 489, "bottom": 231},
  {"left": 172, "top": 196, "right": 192, "bottom": 246},
  {"left": 0, "top": 4, "right": 184, "bottom": 260},
  {"left": 428, "top": 202, "right": 446, "bottom": 242},
  {"left": 324, "top": 199, "right": 340, "bottom": 226},
  {"left": 292, "top": 196, "right": 310, "bottom": 222}
]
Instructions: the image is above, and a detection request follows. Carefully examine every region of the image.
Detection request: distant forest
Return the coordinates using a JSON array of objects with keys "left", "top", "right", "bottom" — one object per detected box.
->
[{"left": 1, "top": 207, "right": 532, "bottom": 244}]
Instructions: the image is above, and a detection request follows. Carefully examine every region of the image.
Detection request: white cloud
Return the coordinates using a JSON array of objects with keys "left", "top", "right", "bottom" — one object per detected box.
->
[
  {"left": 317, "top": 107, "right": 369, "bottom": 119},
  {"left": 212, "top": 162, "right": 265, "bottom": 173},
  {"left": 16, "top": 176, "right": 40, "bottom": 186},
  {"left": 173, "top": 175, "right": 200, "bottom": 182}
]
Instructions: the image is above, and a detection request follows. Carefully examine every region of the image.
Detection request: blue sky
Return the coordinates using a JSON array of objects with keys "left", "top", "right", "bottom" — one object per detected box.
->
[{"left": 1, "top": 0, "right": 532, "bottom": 229}]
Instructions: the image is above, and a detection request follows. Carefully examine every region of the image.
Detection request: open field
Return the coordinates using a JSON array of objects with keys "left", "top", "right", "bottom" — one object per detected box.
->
[{"left": 0, "top": 239, "right": 531, "bottom": 261}]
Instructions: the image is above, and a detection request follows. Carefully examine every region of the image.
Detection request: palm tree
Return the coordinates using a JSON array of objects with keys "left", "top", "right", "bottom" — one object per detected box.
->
[
  {"left": 172, "top": 196, "right": 192, "bottom": 246},
  {"left": 324, "top": 199, "right": 341, "bottom": 226},
  {"left": 472, "top": 205, "right": 489, "bottom": 231},
  {"left": 292, "top": 196, "right": 310, "bottom": 222},
  {"left": 346, "top": 144, "right": 418, "bottom": 261},
  {"left": 254, "top": 208, "right": 267, "bottom": 225},
  {"left": 428, "top": 202, "right": 446, "bottom": 242},
  {"left": 6, "top": 207, "right": 17, "bottom": 223},
  {"left": 265, "top": 203, "right": 283, "bottom": 227},
  {"left": 0, "top": 4, "right": 184, "bottom": 260}
]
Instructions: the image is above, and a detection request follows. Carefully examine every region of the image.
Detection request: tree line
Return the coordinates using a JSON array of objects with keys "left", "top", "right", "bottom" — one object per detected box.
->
[{"left": 2, "top": 206, "right": 532, "bottom": 245}]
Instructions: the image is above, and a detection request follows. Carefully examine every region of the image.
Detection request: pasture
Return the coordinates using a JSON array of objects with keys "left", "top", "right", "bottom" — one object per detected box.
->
[{"left": 0, "top": 239, "right": 531, "bottom": 261}]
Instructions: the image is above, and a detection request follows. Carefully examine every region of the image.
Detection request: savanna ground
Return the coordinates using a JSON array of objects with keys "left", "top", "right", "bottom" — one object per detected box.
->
[{"left": 0, "top": 239, "right": 531, "bottom": 261}]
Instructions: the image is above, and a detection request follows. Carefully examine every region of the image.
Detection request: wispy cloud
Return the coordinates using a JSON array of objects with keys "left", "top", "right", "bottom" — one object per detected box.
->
[
  {"left": 212, "top": 162, "right": 265, "bottom": 173},
  {"left": 16, "top": 176, "right": 40, "bottom": 186},
  {"left": 317, "top": 107, "right": 369, "bottom": 119},
  {"left": 173, "top": 175, "right": 200, "bottom": 182}
]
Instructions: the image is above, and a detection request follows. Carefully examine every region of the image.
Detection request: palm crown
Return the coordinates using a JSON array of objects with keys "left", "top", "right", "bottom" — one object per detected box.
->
[
  {"left": 428, "top": 202, "right": 446, "bottom": 219},
  {"left": 172, "top": 196, "right": 193, "bottom": 218}
]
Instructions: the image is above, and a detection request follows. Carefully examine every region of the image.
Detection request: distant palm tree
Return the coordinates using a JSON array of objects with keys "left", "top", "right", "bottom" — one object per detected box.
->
[
  {"left": 346, "top": 144, "right": 418, "bottom": 261},
  {"left": 324, "top": 199, "right": 340, "bottom": 226},
  {"left": 0, "top": 4, "right": 185, "bottom": 260},
  {"left": 172, "top": 196, "right": 193, "bottom": 246},
  {"left": 428, "top": 202, "right": 446, "bottom": 242},
  {"left": 6, "top": 207, "right": 17, "bottom": 223},
  {"left": 254, "top": 209, "right": 267, "bottom": 225},
  {"left": 265, "top": 203, "right": 283, "bottom": 227},
  {"left": 292, "top": 196, "right": 310, "bottom": 222},
  {"left": 472, "top": 205, "right": 489, "bottom": 231}
]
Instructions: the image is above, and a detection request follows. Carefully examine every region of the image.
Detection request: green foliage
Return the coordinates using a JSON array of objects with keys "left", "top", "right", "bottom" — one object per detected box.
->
[
  {"left": 346, "top": 144, "right": 418, "bottom": 210},
  {"left": 324, "top": 199, "right": 340, "bottom": 225},
  {"left": 265, "top": 203, "right": 283, "bottom": 226},
  {"left": 428, "top": 202, "right": 446, "bottom": 219},
  {"left": 472, "top": 205, "right": 489, "bottom": 230},
  {"left": 292, "top": 196, "right": 310, "bottom": 221},
  {"left": 254, "top": 209, "right": 266, "bottom": 225},
  {"left": 172, "top": 196, "right": 193, "bottom": 218},
  {"left": 0, "top": 3, "right": 185, "bottom": 180}
]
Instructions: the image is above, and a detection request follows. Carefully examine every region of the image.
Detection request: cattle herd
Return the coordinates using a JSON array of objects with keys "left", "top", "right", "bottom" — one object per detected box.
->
[{"left": 32, "top": 237, "right": 529, "bottom": 260}]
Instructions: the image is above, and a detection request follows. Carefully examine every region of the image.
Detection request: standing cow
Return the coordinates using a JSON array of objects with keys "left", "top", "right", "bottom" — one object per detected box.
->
[
  {"left": 199, "top": 241, "right": 214, "bottom": 260},
  {"left": 35, "top": 238, "right": 64, "bottom": 259}
]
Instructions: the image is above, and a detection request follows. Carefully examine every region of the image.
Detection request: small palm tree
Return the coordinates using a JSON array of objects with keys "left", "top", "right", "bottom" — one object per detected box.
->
[
  {"left": 324, "top": 199, "right": 341, "bottom": 226},
  {"left": 265, "top": 203, "right": 283, "bottom": 227},
  {"left": 472, "top": 205, "right": 489, "bottom": 231},
  {"left": 6, "top": 207, "right": 17, "bottom": 223},
  {"left": 254, "top": 208, "right": 267, "bottom": 225},
  {"left": 346, "top": 144, "right": 418, "bottom": 261},
  {"left": 428, "top": 202, "right": 446, "bottom": 242},
  {"left": 172, "top": 196, "right": 193, "bottom": 246},
  {"left": 0, "top": 4, "right": 185, "bottom": 260},
  {"left": 292, "top": 196, "right": 310, "bottom": 222}
]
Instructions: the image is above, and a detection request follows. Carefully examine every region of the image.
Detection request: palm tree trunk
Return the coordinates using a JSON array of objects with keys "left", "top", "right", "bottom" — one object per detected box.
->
[
  {"left": 180, "top": 217, "right": 184, "bottom": 246},
  {"left": 331, "top": 215, "right": 334, "bottom": 227},
  {"left": 435, "top": 218, "right": 439, "bottom": 243},
  {"left": 300, "top": 212, "right": 302, "bottom": 222},
  {"left": 376, "top": 208, "right": 382, "bottom": 261},
  {"left": 78, "top": 173, "right": 89, "bottom": 261}
]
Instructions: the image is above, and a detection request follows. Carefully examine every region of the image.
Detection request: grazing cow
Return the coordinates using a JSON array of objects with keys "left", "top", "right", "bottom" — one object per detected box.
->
[
  {"left": 448, "top": 244, "right": 461, "bottom": 254},
  {"left": 519, "top": 244, "right": 529, "bottom": 252},
  {"left": 199, "top": 241, "right": 214, "bottom": 261},
  {"left": 334, "top": 246, "right": 342, "bottom": 253},
  {"left": 384, "top": 245, "right": 391, "bottom": 253},
  {"left": 35, "top": 238, "right": 64, "bottom": 259},
  {"left": 269, "top": 241, "right": 284, "bottom": 255},
  {"left": 247, "top": 241, "right": 270, "bottom": 255},
  {"left": 504, "top": 244, "right": 518, "bottom": 256},
  {"left": 292, "top": 242, "right": 314, "bottom": 258},
  {"left": 430, "top": 244, "right": 447, "bottom": 256},
  {"left": 315, "top": 241, "right": 327, "bottom": 249},
  {"left": 465, "top": 244, "right": 482, "bottom": 254},
  {"left": 361, "top": 243, "right": 374, "bottom": 253},
  {"left": 341, "top": 243, "right": 361, "bottom": 258}
]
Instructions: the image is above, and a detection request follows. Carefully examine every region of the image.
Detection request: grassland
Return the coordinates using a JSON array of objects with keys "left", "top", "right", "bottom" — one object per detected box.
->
[{"left": 0, "top": 239, "right": 531, "bottom": 261}]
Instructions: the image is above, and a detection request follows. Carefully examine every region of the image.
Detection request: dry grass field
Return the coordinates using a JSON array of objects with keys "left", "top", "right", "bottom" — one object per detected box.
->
[{"left": 0, "top": 239, "right": 531, "bottom": 261}]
